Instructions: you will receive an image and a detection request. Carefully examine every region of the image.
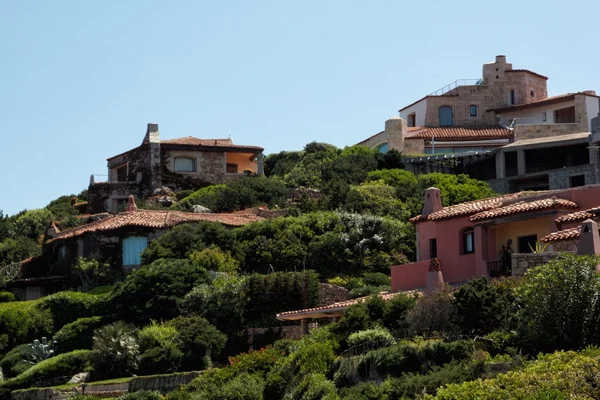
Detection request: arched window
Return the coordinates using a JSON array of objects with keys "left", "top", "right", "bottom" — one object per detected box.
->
[
  {"left": 174, "top": 157, "right": 196, "bottom": 172},
  {"left": 462, "top": 228, "right": 475, "bottom": 254},
  {"left": 376, "top": 142, "right": 388, "bottom": 154},
  {"left": 439, "top": 106, "right": 454, "bottom": 126}
]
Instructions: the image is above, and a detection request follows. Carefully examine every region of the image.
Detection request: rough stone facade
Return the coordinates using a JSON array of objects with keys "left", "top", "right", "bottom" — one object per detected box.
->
[
  {"left": 552, "top": 240, "right": 578, "bottom": 252},
  {"left": 514, "top": 123, "right": 583, "bottom": 140},
  {"left": 129, "top": 372, "right": 201, "bottom": 393},
  {"left": 511, "top": 252, "right": 563, "bottom": 276},
  {"left": 317, "top": 283, "right": 350, "bottom": 307}
]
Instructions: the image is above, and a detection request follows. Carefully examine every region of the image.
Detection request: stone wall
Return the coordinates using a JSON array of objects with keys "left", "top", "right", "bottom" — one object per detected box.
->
[
  {"left": 511, "top": 252, "right": 562, "bottom": 276},
  {"left": 318, "top": 283, "right": 350, "bottom": 306},
  {"left": 87, "top": 182, "right": 145, "bottom": 214},
  {"left": 513, "top": 123, "right": 583, "bottom": 140},
  {"left": 12, "top": 388, "right": 57, "bottom": 400},
  {"left": 552, "top": 241, "right": 577, "bottom": 252},
  {"left": 548, "top": 164, "right": 595, "bottom": 189},
  {"left": 129, "top": 371, "right": 201, "bottom": 393}
]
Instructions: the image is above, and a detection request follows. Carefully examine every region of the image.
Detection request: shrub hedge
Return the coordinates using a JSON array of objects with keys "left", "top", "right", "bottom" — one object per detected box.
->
[
  {"left": 37, "top": 291, "right": 107, "bottom": 330},
  {"left": 0, "top": 300, "right": 53, "bottom": 354},
  {"left": 53, "top": 316, "right": 104, "bottom": 353}
]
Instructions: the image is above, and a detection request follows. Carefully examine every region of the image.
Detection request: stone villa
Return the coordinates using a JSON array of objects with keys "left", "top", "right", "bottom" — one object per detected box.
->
[
  {"left": 358, "top": 55, "right": 600, "bottom": 193},
  {"left": 87, "top": 123, "right": 265, "bottom": 214}
]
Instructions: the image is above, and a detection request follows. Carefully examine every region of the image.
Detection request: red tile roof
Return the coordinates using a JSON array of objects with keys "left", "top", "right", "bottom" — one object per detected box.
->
[
  {"left": 469, "top": 197, "right": 578, "bottom": 222},
  {"left": 541, "top": 227, "right": 580, "bottom": 243},
  {"left": 357, "top": 127, "right": 423, "bottom": 146},
  {"left": 505, "top": 69, "right": 548, "bottom": 80},
  {"left": 405, "top": 126, "right": 512, "bottom": 141},
  {"left": 276, "top": 292, "right": 411, "bottom": 320},
  {"left": 161, "top": 136, "right": 264, "bottom": 151},
  {"left": 555, "top": 207, "right": 600, "bottom": 225},
  {"left": 49, "top": 210, "right": 263, "bottom": 242}
]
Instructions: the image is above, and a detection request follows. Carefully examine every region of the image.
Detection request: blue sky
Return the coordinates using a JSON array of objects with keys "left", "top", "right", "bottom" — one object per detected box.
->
[{"left": 1, "top": 0, "right": 599, "bottom": 216}]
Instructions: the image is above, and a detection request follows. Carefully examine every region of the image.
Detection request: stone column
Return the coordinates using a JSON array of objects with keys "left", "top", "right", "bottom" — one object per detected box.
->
[
  {"left": 300, "top": 319, "right": 309, "bottom": 336},
  {"left": 517, "top": 149, "right": 526, "bottom": 176},
  {"left": 495, "top": 151, "right": 506, "bottom": 179},
  {"left": 257, "top": 153, "right": 264, "bottom": 175},
  {"left": 577, "top": 219, "right": 600, "bottom": 256}
]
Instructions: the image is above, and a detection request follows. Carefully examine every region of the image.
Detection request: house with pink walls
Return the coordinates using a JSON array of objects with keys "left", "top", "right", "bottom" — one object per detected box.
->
[{"left": 391, "top": 184, "right": 600, "bottom": 292}]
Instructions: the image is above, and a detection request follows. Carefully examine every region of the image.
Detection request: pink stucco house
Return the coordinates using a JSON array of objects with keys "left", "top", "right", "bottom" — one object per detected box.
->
[{"left": 391, "top": 184, "right": 600, "bottom": 292}]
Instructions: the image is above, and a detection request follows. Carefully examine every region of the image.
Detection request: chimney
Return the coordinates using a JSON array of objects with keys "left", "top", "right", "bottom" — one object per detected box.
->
[
  {"left": 126, "top": 195, "right": 138, "bottom": 212},
  {"left": 425, "top": 258, "right": 444, "bottom": 294},
  {"left": 577, "top": 219, "right": 600, "bottom": 256},
  {"left": 583, "top": 90, "right": 597, "bottom": 96},
  {"left": 422, "top": 187, "right": 443, "bottom": 217},
  {"left": 495, "top": 55, "right": 507, "bottom": 63},
  {"left": 385, "top": 116, "right": 407, "bottom": 153},
  {"left": 142, "top": 123, "right": 160, "bottom": 145}
]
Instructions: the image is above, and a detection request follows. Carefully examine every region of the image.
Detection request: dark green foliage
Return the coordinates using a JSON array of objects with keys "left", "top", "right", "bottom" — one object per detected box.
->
[
  {"left": 168, "top": 316, "right": 227, "bottom": 371},
  {"left": 0, "top": 291, "right": 15, "bottom": 303},
  {"left": 109, "top": 259, "right": 210, "bottom": 322},
  {"left": 141, "top": 224, "right": 206, "bottom": 265},
  {"left": 0, "top": 344, "right": 31, "bottom": 378},
  {"left": 0, "top": 350, "right": 90, "bottom": 393},
  {"left": 53, "top": 316, "right": 104, "bottom": 353},
  {"left": 91, "top": 321, "right": 139, "bottom": 380},
  {"left": 339, "top": 382, "right": 386, "bottom": 400},
  {"left": 0, "top": 301, "right": 53, "bottom": 354},
  {"left": 37, "top": 291, "right": 106, "bottom": 330},
  {"left": 215, "top": 373, "right": 265, "bottom": 400},
  {"left": 0, "top": 237, "right": 40, "bottom": 265},
  {"left": 516, "top": 254, "right": 600, "bottom": 353},
  {"left": 407, "top": 286, "right": 458, "bottom": 337},
  {"left": 375, "top": 148, "right": 404, "bottom": 170},
  {"left": 244, "top": 271, "right": 320, "bottom": 326},
  {"left": 171, "top": 185, "right": 226, "bottom": 212},
  {"left": 290, "top": 373, "right": 338, "bottom": 400},
  {"left": 362, "top": 272, "right": 391, "bottom": 287},
  {"left": 264, "top": 151, "right": 302, "bottom": 177},
  {"left": 453, "top": 277, "right": 517, "bottom": 335},
  {"left": 214, "top": 175, "right": 290, "bottom": 212},
  {"left": 138, "top": 343, "right": 183, "bottom": 376},
  {"left": 416, "top": 173, "right": 496, "bottom": 207}
]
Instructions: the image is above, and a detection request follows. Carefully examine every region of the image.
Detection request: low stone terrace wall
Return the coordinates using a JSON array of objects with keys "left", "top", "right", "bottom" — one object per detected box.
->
[{"left": 511, "top": 252, "right": 563, "bottom": 276}]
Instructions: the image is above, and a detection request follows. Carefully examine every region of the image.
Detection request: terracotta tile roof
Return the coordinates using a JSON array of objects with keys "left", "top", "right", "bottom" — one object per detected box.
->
[
  {"left": 405, "top": 126, "right": 512, "bottom": 141},
  {"left": 161, "top": 136, "right": 264, "bottom": 151},
  {"left": 492, "top": 92, "right": 599, "bottom": 113},
  {"left": 541, "top": 227, "right": 580, "bottom": 243},
  {"left": 49, "top": 210, "right": 263, "bottom": 242},
  {"left": 505, "top": 69, "right": 548, "bottom": 80},
  {"left": 555, "top": 207, "right": 600, "bottom": 225},
  {"left": 276, "top": 292, "right": 411, "bottom": 320},
  {"left": 469, "top": 197, "right": 578, "bottom": 222},
  {"left": 357, "top": 127, "right": 422, "bottom": 146},
  {"left": 410, "top": 190, "right": 562, "bottom": 224}
]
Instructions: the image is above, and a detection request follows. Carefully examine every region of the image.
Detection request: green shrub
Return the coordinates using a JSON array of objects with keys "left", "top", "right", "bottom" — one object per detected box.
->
[
  {"left": 189, "top": 247, "right": 240, "bottom": 274},
  {"left": 227, "top": 347, "right": 285, "bottom": 378},
  {"left": 138, "top": 321, "right": 183, "bottom": 375},
  {"left": 0, "top": 350, "right": 90, "bottom": 392},
  {"left": 0, "top": 292, "right": 15, "bottom": 303},
  {"left": 214, "top": 372, "right": 265, "bottom": 400},
  {"left": 37, "top": 291, "right": 106, "bottom": 329},
  {"left": 291, "top": 373, "right": 339, "bottom": 400},
  {"left": 53, "top": 316, "right": 104, "bottom": 353},
  {"left": 0, "top": 300, "right": 53, "bottom": 353},
  {"left": 406, "top": 286, "right": 458, "bottom": 337},
  {"left": 167, "top": 316, "right": 226, "bottom": 371},
  {"left": 173, "top": 185, "right": 227, "bottom": 211},
  {"left": 87, "top": 285, "right": 114, "bottom": 296},
  {"left": 117, "top": 391, "right": 162, "bottom": 400},
  {"left": 0, "top": 344, "right": 31, "bottom": 378},
  {"left": 91, "top": 321, "right": 139, "bottom": 379},
  {"left": 339, "top": 382, "right": 386, "bottom": 400},
  {"left": 362, "top": 272, "right": 391, "bottom": 287},
  {"left": 109, "top": 259, "right": 210, "bottom": 322},
  {"left": 347, "top": 327, "right": 396, "bottom": 351}
]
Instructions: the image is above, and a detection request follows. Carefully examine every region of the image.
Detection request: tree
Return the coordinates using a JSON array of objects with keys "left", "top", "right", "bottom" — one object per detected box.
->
[
  {"left": 168, "top": 315, "right": 227, "bottom": 371},
  {"left": 516, "top": 254, "right": 600, "bottom": 353},
  {"left": 91, "top": 321, "right": 139, "bottom": 379},
  {"left": 189, "top": 247, "right": 240, "bottom": 274}
]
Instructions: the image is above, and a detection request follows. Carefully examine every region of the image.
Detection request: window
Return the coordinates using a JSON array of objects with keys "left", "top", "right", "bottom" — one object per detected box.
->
[
  {"left": 429, "top": 238, "right": 437, "bottom": 258},
  {"left": 226, "top": 163, "right": 238, "bottom": 173},
  {"left": 509, "top": 90, "right": 515, "bottom": 105},
  {"left": 439, "top": 106, "right": 454, "bottom": 126},
  {"left": 376, "top": 142, "right": 388, "bottom": 154},
  {"left": 122, "top": 236, "right": 148, "bottom": 267},
  {"left": 570, "top": 174, "right": 585, "bottom": 187},
  {"left": 82, "top": 234, "right": 96, "bottom": 257},
  {"left": 462, "top": 228, "right": 475, "bottom": 254},
  {"left": 174, "top": 157, "right": 196, "bottom": 172},
  {"left": 469, "top": 105, "right": 478, "bottom": 117},
  {"left": 518, "top": 235, "right": 538, "bottom": 253},
  {"left": 541, "top": 112, "right": 547, "bottom": 122},
  {"left": 407, "top": 113, "right": 416, "bottom": 127},
  {"left": 116, "top": 165, "right": 127, "bottom": 182},
  {"left": 58, "top": 246, "right": 67, "bottom": 261},
  {"left": 554, "top": 107, "right": 576, "bottom": 123}
]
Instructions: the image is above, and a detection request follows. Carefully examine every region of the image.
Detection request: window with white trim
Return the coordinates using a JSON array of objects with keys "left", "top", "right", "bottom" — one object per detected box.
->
[{"left": 174, "top": 157, "right": 196, "bottom": 172}]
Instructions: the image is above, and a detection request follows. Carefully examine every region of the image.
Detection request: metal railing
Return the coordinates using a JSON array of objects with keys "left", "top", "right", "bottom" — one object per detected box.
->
[
  {"left": 487, "top": 260, "right": 511, "bottom": 277},
  {"left": 429, "top": 79, "right": 483, "bottom": 96}
]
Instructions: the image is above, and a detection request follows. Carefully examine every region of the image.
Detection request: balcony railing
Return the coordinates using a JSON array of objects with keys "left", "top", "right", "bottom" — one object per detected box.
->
[
  {"left": 487, "top": 260, "right": 511, "bottom": 277},
  {"left": 429, "top": 79, "right": 483, "bottom": 96}
]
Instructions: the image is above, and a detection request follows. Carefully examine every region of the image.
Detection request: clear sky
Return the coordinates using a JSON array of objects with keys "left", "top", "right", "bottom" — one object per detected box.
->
[{"left": 1, "top": 0, "right": 599, "bottom": 216}]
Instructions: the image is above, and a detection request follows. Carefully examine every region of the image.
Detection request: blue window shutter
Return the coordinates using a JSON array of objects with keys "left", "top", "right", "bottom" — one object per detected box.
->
[{"left": 122, "top": 236, "right": 148, "bottom": 266}]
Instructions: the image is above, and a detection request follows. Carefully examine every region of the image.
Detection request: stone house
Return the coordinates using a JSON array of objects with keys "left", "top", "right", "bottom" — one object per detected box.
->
[
  {"left": 357, "top": 55, "right": 600, "bottom": 193},
  {"left": 12, "top": 197, "right": 262, "bottom": 300},
  {"left": 88, "top": 123, "right": 265, "bottom": 214},
  {"left": 391, "top": 184, "right": 600, "bottom": 292}
]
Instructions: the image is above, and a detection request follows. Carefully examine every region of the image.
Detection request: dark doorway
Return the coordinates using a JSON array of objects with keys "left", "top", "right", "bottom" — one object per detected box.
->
[{"left": 518, "top": 235, "right": 538, "bottom": 253}]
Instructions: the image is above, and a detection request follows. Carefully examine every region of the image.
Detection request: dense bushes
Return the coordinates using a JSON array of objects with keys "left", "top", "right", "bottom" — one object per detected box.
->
[
  {"left": 138, "top": 321, "right": 183, "bottom": 375},
  {"left": 0, "top": 300, "right": 53, "bottom": 354},
  {"left": 0, "top": 344, "right": 31, "bottom": 378},
  {"left": 167, "top": 316, "right": 226, "bottom": 371},
  {"left": 109, "top": 259, "right": 211, "bottom": 322},
  {"left": 37, "top": 291, "right": 107, "bottom": 330},
  {"left": 91, "top": 321, "right": 139, "bottom": 380},
  {"left": 347, "top": 327, "right": 396, "bottom": 350},
  {"left": 53, "top": 316, "right": 104, "bottom": 353}
]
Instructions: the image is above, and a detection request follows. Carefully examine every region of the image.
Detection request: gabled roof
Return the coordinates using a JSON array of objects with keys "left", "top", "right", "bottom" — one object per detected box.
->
[
  {"left": 48, "top": 210, "right": 263, "bottom": 242},
  {"left": 556, "top": 207, "right": 600, "bottom": 225},
  {"left": 469, "top": 197, "right": 578, "bottom": 222},
  {"left": 276, "top": 292, "right": 413, "bottom": 321},
  {"left": 161, "top": 136, "right": 264, "bottom": 152},
  {"left": 406, "top": 126, "right": 513, "bottom": 141},
  {"left": 505, "top": 69, "right": 548, "bottom": 80},
  {"left": 541, "top": 227, "right": 580, "bottom": 243},
  {"left": 492, "top": 92, "right": 599, "bottom": 113}
]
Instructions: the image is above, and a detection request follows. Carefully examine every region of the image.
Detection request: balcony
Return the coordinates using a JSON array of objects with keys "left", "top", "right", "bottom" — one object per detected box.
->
[
  {"left": 487, "top": 260, "right": 511, "bottom": 278},
  {"left": 429, "top": 79, "right": 483, "bottom": 96}
]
